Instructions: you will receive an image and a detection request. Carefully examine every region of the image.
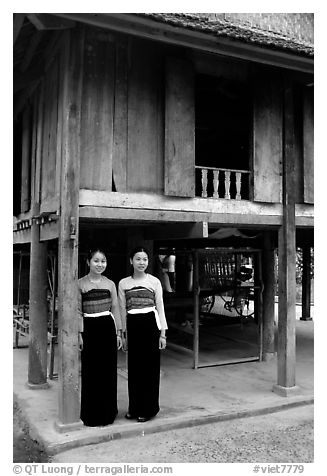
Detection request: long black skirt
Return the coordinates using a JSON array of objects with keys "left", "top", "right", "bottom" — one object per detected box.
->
[
  {"left": 127, "top": 312, "right": 161, "bottom": 418},
  {"left": 80, "top": 315, "right": 118, "bottom": 426}
]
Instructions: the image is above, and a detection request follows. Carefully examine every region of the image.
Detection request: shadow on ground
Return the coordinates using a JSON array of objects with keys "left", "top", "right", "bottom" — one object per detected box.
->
[{"left": 13, "top": 401, "right": 50, "bottom": 463}]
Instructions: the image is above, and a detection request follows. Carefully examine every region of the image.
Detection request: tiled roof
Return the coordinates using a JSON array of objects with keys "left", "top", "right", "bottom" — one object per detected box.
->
[{"left": 137, "top": 13, "right": 314, "bottom": 57}]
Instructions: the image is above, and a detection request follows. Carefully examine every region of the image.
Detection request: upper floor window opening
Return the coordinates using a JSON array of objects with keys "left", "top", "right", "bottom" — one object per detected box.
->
[{"left": 195, "top": 73, "right": 251, "bottom": 200}]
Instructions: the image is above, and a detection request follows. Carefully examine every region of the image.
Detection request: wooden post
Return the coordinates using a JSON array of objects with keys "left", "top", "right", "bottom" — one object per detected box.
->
[
  {"left": 262, "top": 232, "right": 276, "bottom": 359},
  {"left": 28, "top": 205, "right": 49, "bottom": 388},
  {"left": 273, "top": 83, "right": 299, "bottom": 396},
  {"left": 300, "top": 245, "right": 312, "bottom": 321},
  {"left": 254, "top": 251, "right": 264, "bottom": 361},
  {"left": 193, "top": 251, "right": 200, "bottom": 369},
  {"left": 56, "top": 29, "right": 84, "bottom": 429},
  {"left": 27, "top": 80, "right": 48, "bottom": 388}
]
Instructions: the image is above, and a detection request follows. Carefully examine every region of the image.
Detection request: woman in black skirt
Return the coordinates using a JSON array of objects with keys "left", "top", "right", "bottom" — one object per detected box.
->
[
  {"left": 118, "top": 246, "right": 168, "bottom": 422},
  {"left": 78, "top": 249, "right": 123, "bottom": 427}
]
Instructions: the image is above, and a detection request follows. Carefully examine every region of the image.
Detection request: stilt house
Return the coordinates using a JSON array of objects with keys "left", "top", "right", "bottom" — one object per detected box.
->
[{"left": 13, "top": 13, "right": 314, "bottom": 428}]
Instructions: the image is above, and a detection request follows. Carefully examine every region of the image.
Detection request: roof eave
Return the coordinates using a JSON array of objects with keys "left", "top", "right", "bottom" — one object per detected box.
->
[{"left": 51, "top": 13, "right": 313, "bottom": 74}]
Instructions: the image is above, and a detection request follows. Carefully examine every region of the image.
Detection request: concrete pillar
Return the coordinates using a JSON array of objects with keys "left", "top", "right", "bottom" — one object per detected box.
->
[
  {"left": 300, "top": 245, "right": 312, "bottom": 321},
  {"left": 262, "top": 232, "right": 276, "bottom": 360},
  {"left": 28, "top": 215, "right": 49, "bottom": 388}
]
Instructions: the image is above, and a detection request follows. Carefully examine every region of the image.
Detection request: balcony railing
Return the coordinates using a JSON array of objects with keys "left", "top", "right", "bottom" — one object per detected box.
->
[{"left": 195, "top": 166, "right": 251, "bottom": 200}]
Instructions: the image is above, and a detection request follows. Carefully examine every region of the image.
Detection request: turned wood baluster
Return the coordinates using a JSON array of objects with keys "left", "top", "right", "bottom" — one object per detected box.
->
[
  {"left": 201, "top": 168, "right": 208, "bottom": 198},
  {"left": 236, "top": 172, "right": 242, "bottom": 200},
  {"left": 213, "top": 170, "right": 219, "bottom": 198},
  {"left": 224, "top": 171, "right": 231, "bottom": 199}
]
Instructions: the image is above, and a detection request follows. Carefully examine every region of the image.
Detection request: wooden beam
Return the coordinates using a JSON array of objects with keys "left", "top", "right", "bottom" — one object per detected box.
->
[
  {"left": 144, "top": 222, "right": 208, "bottom": 240},
  {"left": 13, "top": 229, "right": 31, "bottom": 244},
  {"left": 39, "top": 221, "right": 59, "bottom": 242},
  {"left": 273, "top": 82, "right": 299, "bottom": 396},
  {"left": 57, "top": 29, "right": 84, "bottom": 428},
  {"left": 13, "top": 13, "right": 25, "bottom": 44},
  {"left": 79, "top": 191, "right": 313, "bottom": 226},
  {"left": 79, "top": 190, "right": 283, "bottom": 216},
  {"left": 79, "top": 205, "right": 284, "bottom": 226},
  {"left": 27, "top": 14, "right": 75, "bottom": 30}
]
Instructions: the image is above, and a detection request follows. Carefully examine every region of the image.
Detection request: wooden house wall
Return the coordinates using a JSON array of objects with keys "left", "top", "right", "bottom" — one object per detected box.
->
[
  {"left": 80, "top": 31, "right": 115, "bottom": 191},
  {"left": 252, "top": 71, "right": 283, "bottom": 203},
  {"left": 40, "top": 58, "right": 60, "bottom": 207},
  {"left": 21, "top": 28, "right": 313, "bottom": 219},
  {"left": 127, "top": 39, "right": 164, "bottom": 193},
  {"left": 303, "top": 86, "right": 314, "bottom": 204},
  {"left": 165, "top": 56, "right": 195, "bottom": 197},
  {"left": 79, "top": 33, "right": 164, "bottom": 194}
]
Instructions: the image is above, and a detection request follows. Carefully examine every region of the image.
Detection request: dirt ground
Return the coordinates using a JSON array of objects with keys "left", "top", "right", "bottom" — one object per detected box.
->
[
  {"left": 13, "top": 400, "right": 313, "bottom": 464},
  {"left": 52, "top": 404, "right": 314, "bottom": 463},
  {"left": 13, "top": 401, "right": 50, "bottom": 463}
]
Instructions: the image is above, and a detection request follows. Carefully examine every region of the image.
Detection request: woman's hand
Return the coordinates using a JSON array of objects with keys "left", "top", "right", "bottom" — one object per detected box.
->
[
  {"left": 122, "top": 335, "right": 128, "bottom": 352},
  {"left": 117, "top": 335, "right": 123, "bottom": 350},
  {"left": 159, "top": 335, "right": 167, "bottom": 350},
  {"left": 78, "top": 333, "right": 83, "bottom": 351}
]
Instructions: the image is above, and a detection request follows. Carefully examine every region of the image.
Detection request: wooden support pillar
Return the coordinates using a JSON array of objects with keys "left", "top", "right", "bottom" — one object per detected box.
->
[
  {"left": 262, "top": 232, "right": 276, "bottom": 360},
  {"left": 27, "top": 76, "right": 48, "bottom": 388},
  {"left": 28, "top": 205, "right": 49, "bottom": 388},
  {"left": 192, "top": 251, "right": 200, "bottom": 369},
  {"left": 273, "top": 83, "right": 299, "bottom": 397},
  {"left": 56, "top": 29, "right": 84, "bottom": 429},
  {"left": 300, "top": 245, "right": 312, "bottom": 321}
]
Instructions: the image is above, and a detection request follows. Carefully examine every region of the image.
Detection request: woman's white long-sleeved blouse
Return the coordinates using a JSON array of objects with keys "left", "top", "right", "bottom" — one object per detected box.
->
[{"left": 118, "top": 274, "right": 168, "bottom": 332}]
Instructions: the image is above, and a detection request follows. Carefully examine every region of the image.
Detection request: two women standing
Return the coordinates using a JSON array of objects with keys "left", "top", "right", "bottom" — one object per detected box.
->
[{"left": 78, "top": 246, "right": 167, "bottom": 427}]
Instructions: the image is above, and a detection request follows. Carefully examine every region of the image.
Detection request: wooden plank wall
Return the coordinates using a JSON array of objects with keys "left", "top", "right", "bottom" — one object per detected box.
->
[
  {"left": 112, "top": 37, "right": 128, "bottom": 192},
  {"left": 253, "top": 72, "right": 283, "bottom": 203},
  {"left": 127, "top": 39, "right": 164, "bottom": 193},
  {"left": 20, "top": 107, "right": 31, "bottom": 213},
  {"left": 40, "top": 58, "right": 60, "bottom": 205},
  {"left": 303, "top": 86, "right": 314, "bottom": 204},
  {"left": 80, "top": 30, "right": 115, "bottom": 191},
  {"left": 293, "top": 85, "right": 304, "bottom": 204},
  {"left": 165, "top": 57, "right": 195, "bottom": 197}
]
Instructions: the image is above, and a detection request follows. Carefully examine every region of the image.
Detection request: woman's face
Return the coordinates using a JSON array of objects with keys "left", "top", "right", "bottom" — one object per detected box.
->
[
  {"left": 130, "top": 251, "right": 148, "bottom": 273},
  {"left": 88, "top": 251, "right": 107, "bottom": 275}
]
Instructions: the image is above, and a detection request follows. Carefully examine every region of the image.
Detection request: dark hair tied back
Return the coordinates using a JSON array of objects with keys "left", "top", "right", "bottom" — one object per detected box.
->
[
  {"left": 129, "top": 246, "right": 149, "bottom": 261},
  {"left": 87, "top": 248, "right": 107, "bottom": 262}
]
